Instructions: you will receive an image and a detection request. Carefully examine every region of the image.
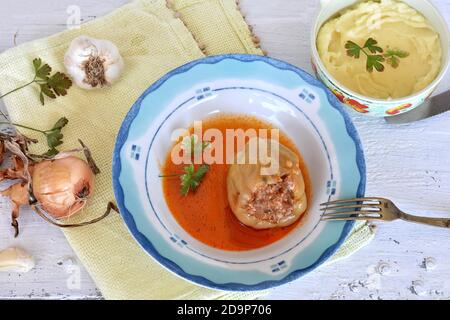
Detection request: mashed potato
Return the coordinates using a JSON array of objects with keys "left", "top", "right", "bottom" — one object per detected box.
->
[{"left": 317, "top": 0, "right": 442, "bottom": 99}]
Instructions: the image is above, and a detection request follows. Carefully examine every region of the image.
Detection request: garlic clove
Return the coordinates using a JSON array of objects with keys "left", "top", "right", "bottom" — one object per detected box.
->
[
  {"left": 64, "top": 35, "right": 124, "bottom": 90},
  {"left": 0, "top": 247, "right": 35, "bottom": 273},
  {"left": 95, "top": 38, "right": 121, "bottom": 62},
  {"left": 64, "top": 36, "right": 96, "bottom": 66},
  {"left": 68, "top": 68, "right": 93, "bottom": 90},
  {"left": 105, "top": 62, "right": 124, "bottom": 85}
]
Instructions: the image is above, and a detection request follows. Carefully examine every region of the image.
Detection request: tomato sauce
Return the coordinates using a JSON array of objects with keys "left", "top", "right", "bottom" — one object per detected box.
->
[{"left": 161, "top": 114, "right": 311, "bottom": 251}]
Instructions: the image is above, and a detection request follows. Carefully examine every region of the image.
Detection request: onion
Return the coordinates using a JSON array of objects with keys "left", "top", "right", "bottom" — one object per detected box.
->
[{"left": 32, "top": 156, "right": 94, "bottom": 219}]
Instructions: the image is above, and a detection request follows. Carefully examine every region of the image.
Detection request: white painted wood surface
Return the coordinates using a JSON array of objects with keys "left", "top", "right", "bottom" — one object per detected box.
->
[{"left": 0, "top": 0, "right": 449, "bottom": 300}]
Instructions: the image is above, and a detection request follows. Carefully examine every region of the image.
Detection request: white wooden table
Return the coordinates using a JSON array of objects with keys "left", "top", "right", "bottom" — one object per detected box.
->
[{"left": 0, "top": 0, "right": 449, "bottom": 300}]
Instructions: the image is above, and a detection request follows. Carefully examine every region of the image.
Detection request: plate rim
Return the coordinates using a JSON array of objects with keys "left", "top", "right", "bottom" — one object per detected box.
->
[{"left": 112, "top": 53, "right": 366, "bottom": 291}]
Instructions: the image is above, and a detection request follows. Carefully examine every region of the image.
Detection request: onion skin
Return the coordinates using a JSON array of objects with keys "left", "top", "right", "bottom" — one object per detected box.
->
[
  {"left": 31, "top": 156, "right": 94, "bottom": 219},
  {"left": 0, "top": 141, "right": 4, "bottom": 164},
  {"left": 1, "top": 183, "right": 29, "bottom": 219}
]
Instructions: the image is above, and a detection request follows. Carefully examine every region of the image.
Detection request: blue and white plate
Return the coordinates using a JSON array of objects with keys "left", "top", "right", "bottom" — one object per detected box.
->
[{"left": 112, "top": 54, "right": 365, "bottom": 291}]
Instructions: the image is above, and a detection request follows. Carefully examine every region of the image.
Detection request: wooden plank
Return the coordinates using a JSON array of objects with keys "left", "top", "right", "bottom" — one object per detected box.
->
[{"left": 0, "top": 0, "right": 449, "bottom": 300}]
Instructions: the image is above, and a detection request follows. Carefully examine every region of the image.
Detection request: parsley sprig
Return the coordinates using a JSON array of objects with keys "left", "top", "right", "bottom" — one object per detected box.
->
[
  {"left": 182, "top": 134, "right": 211, "bottom": 156},
  {"left": 345, "top": 38, "right": 409, "bottom": 72},
  {"left": 180, "top": 164, "right": 209, "bottom": 196},
  {"left": 0, "top": 58, "right": 72, "bottom": 105},
  {"left": 384, "top": 49, "right": 410, "bottom": 68},
  {"left": 160, "top": 134, "right": 211, "bottom": 196},
  {"left": 0, "top": 117, "right": 69, "bottom": 156}
]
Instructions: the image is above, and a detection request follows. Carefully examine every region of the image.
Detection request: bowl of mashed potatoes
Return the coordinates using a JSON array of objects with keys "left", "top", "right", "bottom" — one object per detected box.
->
[{"left": 311, "top": 0, "right": 449, "bottom": 117}]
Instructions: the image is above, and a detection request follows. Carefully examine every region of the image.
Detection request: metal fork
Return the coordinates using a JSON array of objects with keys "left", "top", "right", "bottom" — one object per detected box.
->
[{"left": 321, "top": 197, "right": 450, "bottom": 228}]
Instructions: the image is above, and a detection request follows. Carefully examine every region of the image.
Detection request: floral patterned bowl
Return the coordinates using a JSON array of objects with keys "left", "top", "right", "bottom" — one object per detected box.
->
[{"left": 310, "top": 0, "right": 450, "bottom": 117}]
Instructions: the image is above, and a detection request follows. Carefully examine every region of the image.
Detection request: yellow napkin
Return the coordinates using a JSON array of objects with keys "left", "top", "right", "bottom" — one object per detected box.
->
[{"left": 0, "top": 0, "right": 374, "bottom": 300}]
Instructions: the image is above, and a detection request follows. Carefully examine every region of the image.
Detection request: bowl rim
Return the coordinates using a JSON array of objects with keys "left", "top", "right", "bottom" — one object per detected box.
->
[
  {"left": 112, "top": 54, "right": 366, "bottom": 291},
  {"left": 310, "top": 0, "right": 450, "bottom": 104}
]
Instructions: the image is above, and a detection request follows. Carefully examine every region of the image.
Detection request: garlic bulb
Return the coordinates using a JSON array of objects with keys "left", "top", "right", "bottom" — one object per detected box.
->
[
  {"left": 0, "top": 247, "right": 35, "bottom": 273},
  {"left": 64, "top": 36, "right": 124, "bottom": 90}
]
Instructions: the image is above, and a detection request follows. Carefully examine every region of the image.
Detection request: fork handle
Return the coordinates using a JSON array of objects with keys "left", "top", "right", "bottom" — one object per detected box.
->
[{"left": 401, "top": 213, "right": 450, "bottom": 228}]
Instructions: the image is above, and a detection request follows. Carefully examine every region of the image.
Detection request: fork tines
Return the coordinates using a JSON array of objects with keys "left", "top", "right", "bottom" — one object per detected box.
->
[{"left": 320, "top": 197, "right": 383, "bottom": 221}]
